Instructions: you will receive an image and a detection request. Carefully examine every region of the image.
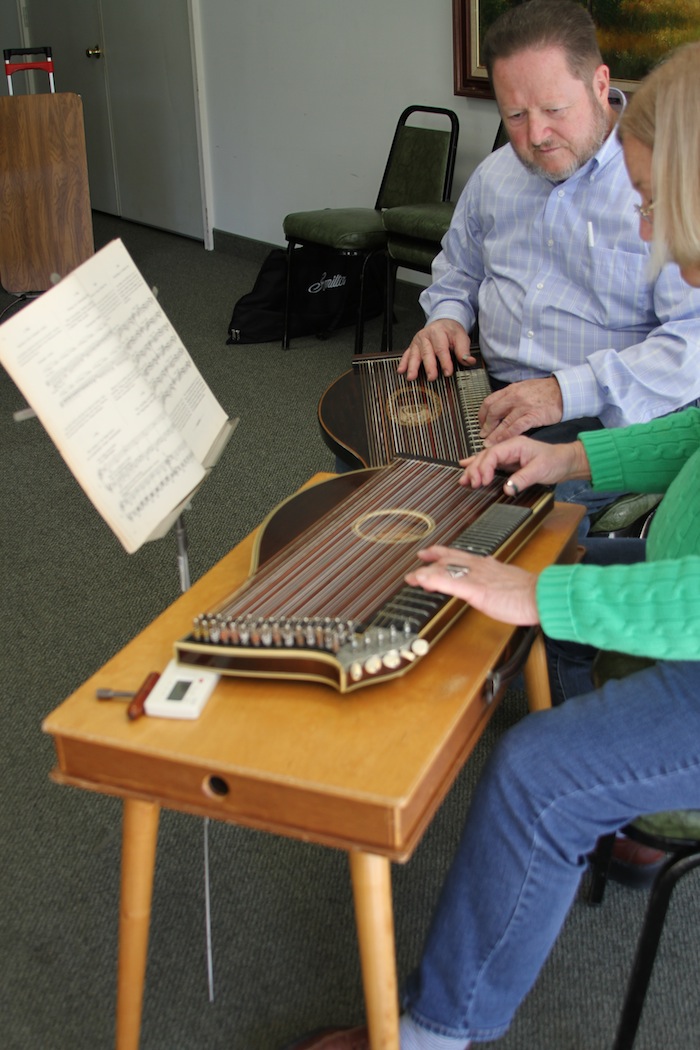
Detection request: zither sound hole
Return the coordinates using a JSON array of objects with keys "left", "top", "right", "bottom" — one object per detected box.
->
[
  {"left": 352, "top": 508, "right": 435, "bottom": 544},
  {"left": 388, "top": 385, "right": 443, "bottom": 427}
]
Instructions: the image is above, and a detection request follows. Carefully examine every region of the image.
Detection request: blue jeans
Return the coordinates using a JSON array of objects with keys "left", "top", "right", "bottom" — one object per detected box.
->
[
  {"left": 403, "top": 539, "right": 700, "bottom": 1043},
  {"left": 404, "top": 660, "right": 700, "bottom": 1042}
]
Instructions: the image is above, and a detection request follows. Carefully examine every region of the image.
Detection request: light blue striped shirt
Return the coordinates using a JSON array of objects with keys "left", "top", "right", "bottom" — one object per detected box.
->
[{"left": 420, "top": 107, "right": 700, "bottom": 428}]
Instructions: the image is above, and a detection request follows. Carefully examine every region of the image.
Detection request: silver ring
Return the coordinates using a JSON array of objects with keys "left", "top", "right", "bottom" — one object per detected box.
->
[{"left": 446, "top": 564, "right": 470, "bottom": 579}]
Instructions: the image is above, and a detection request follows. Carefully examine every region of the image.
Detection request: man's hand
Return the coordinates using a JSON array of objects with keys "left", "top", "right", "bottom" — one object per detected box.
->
[
  {"left": 406, "top": 546, "right": 540, "bottom": 626},
  {"left": 398, "top": 319, "right": 476, "bottom": 381},
  {"left": 460, "top": 436, "right": 591, "bottom": 495},
  {"left": 479, "top": 377, "right": 564, "bottom": 443}
]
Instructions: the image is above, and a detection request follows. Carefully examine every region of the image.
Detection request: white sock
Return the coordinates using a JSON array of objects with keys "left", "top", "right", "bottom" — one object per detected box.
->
[{"left": 399, "top": 1013, "right": 471, "bottom": 1050}]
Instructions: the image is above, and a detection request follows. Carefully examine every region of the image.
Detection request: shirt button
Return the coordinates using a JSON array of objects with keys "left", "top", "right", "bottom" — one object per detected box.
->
[
  {"left": 527, "top": 330, "right": 534, "bottom": 338},
  {"left": 537, "top": 282, "right": 544, "bottom": 290},
  {"left": 557, "top": 189, "right": 564, "bottom": 197},
  {"left": 547, "top": 239, "right": 554, "bottom": 247}
]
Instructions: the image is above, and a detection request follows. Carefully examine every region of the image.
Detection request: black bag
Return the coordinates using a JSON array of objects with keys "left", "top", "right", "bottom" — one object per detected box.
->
[{"left": 226, "top": 245, "right": 385, "bottom": 345}]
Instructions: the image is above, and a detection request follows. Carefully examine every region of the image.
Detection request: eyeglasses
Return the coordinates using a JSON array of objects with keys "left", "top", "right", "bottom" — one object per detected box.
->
[{"left": 634, "top": 201, "right": 655, "bottom": 223}]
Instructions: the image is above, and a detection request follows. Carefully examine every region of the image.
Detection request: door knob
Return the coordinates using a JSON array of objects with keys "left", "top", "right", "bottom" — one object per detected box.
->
[{"left": 85, "top": 45, "right": 102, "bottom": 59}]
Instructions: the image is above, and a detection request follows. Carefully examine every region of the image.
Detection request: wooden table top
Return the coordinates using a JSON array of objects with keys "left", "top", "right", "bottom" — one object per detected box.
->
[{"left": 43, "top": 475, "right": 583, "bottom": 861}]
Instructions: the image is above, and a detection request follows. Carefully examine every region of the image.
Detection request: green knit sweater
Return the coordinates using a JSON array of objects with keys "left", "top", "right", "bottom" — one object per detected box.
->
[{"left": 536, "top": 408, "right": 700, "bottom": 660}]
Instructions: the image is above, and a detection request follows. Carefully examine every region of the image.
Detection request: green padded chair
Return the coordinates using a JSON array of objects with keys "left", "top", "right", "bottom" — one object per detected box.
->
[
  {"left": 382, "top": 200, "right": 457, "bottom": 351},
  {"left": 282, "top": 105, "right": 459, "bottom": 354},
  {"left": 588, "top": 492, "right": 662, "bottom": 538},
  {"left": 381, "top": 120, "right": 507, "bottom": 351},
  {"left": 588, "top": 650, "right": 700, "bottom": 1050}
]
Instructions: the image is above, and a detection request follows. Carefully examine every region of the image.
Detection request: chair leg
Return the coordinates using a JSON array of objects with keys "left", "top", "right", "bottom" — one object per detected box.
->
[
  {"left": 384, "top": 256, "right": 398, "bottom": 353},
  {"left": 588, "top": 832, "right": 616, "bottom": 905},
  {"left": 355, "top": 266, "right": 365, "bottom": 357},
  {"left": 355, "top": 251, "right": 373, "bottom": 356},
  {"left": 613, "top": 851, "right": 700, "bottom": 1050},
  {"left": 283, "top": 241, "right": 294, "bottom": 349}
]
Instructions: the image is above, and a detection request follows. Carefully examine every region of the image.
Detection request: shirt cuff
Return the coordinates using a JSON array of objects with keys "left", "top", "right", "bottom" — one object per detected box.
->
[
  {"left": 554, "top": 362, "right": 605, "bottom": 421},
  {"left": 418, "top": 297, "right": 475, "bottom": 336},
  {"left": 578, "top": 429, "right": 625, "bottom": 490},
  {"left": 536, "top": 565, "right": 580, "bottom": 640}
]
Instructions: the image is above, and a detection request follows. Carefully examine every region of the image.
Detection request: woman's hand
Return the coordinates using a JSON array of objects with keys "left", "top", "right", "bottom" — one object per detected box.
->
[
  {"left": 460, "top": 436, "right": 591, "bottom": 495},
  {"left": 405, "top": 546, "right": 540, "bottom": 626}
]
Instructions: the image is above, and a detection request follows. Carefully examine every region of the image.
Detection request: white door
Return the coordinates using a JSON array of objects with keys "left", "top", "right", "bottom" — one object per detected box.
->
[{"left": 19, "top": 0, "right": 205, "bottom": 239}]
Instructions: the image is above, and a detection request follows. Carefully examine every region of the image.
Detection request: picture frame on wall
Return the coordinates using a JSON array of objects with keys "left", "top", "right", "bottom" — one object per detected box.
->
[{"left": 453, "top": 0, "right": 700, "bottom": 99}]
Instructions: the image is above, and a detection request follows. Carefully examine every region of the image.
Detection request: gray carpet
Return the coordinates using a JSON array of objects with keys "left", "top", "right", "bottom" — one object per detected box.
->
[{"left": 1, "top": 215, "right": 698, "bottom": 1050}]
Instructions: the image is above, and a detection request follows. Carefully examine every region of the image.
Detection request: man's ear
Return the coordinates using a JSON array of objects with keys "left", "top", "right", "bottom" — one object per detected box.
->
[{"left": 592, "top": 62, "right": 611, "bottom": 103}]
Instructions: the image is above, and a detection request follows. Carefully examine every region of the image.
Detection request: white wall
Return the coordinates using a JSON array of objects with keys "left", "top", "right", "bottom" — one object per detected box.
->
[
  {"left": 1, "top": 0, "right": 502, "bottom": 248},
  {"left": 197, "top": 0, "right": 501, "bottom": 249}
]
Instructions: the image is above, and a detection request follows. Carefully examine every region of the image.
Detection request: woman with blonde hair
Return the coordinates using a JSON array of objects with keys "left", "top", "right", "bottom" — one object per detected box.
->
[
  {"left": 617, "top": 40, "right": 700, "bottom": 286},
  {"left": 288, "top": 41, "right": 700, "bottom": 1050}
]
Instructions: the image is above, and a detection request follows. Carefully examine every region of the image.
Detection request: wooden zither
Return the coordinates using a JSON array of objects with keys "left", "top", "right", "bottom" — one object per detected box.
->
[
  {"left": 175, "top": 458, "right": 553, "bottom": 692},
  {"left": 318, "top": 352, "right": 492, "bottom": 468}
]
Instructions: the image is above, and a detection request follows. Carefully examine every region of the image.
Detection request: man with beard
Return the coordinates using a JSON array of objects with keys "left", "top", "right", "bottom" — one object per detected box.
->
[{"left": 398, "top": 0, "right": 700, "bottom": 502}]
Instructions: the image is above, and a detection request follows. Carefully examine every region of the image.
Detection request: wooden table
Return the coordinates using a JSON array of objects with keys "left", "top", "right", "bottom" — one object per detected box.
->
[{"left": 43, "top": 475, "right": 584, "bottom": 1049}]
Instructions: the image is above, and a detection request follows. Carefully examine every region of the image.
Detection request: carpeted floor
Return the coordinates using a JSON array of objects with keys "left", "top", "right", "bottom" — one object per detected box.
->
[{"left": 1, "top": 214, "right": 698, "bottom": 1050}]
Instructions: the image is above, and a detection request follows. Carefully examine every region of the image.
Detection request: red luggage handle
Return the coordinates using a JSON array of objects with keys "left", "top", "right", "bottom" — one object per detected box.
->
[{"left": 4, "top": 47, "right": 55, "bottom": 94}]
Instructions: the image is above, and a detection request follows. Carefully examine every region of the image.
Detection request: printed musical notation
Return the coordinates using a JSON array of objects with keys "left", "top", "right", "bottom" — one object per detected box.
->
[{"left": 0, "top": 239, "right": 235, "bottom": 552}]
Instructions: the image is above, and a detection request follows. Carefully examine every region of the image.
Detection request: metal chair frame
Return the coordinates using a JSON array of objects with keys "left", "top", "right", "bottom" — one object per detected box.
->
[
  {"left": 283, "top": 105, "right": 459, "bottom": 355},
  {"left": 383, "top": 120, "right": 505, "bottom": 352},
  {"left": 589, "top": 825, "right": 700, "bottom": 1049}
]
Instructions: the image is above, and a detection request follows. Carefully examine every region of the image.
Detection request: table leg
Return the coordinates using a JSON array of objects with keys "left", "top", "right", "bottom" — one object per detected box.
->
[
  {"left": 348, "top": 850, "right": 400, "bottom": 1050},
  {"left": 116, "top": 798, "right": 160, "bottom": 1050},
  {"left": 523, "top": 630, "right": 552, "bottom": 711}
]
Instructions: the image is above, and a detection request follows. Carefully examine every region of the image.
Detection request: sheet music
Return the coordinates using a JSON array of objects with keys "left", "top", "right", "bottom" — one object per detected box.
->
[
  {"left": 0, "top": 240, "right": 230, "bottom": 553},
  {"left": 74, "top": 239, "right": 229, "bottom": 466}
]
